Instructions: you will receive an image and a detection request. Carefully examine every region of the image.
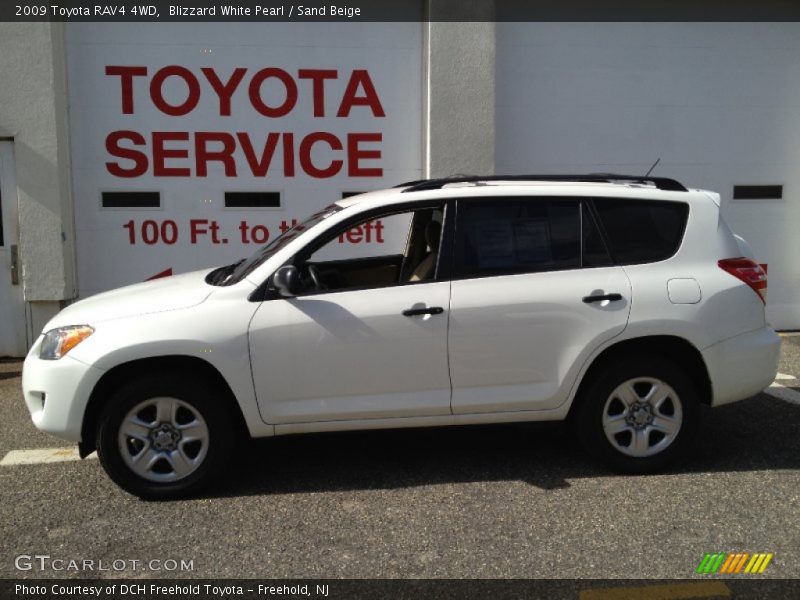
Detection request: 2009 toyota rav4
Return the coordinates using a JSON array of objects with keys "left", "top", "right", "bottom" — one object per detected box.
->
[{"left": 23, "top": 175, "right": 781, "bottom": 499}]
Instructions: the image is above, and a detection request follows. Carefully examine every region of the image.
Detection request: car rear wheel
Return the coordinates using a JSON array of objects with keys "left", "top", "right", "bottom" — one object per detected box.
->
[
  {"left": 574, "top": 357, "right": 700, "bottom": 473},
  {"left": 96, "top": 374, "right": 235, "bottom": 499}
]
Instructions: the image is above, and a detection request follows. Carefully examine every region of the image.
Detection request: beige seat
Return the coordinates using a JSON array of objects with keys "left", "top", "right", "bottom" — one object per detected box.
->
[{"left": 408, "top": 221, "right": 441, "bottom": 282}]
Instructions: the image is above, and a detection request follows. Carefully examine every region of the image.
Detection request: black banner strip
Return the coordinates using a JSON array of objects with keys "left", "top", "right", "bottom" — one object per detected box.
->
[
  {"left": 4, "top": 0, "right": 800, "bottom": 22},
  {"left": 4, "top": 579, "right": 800, "bottom": 600}
]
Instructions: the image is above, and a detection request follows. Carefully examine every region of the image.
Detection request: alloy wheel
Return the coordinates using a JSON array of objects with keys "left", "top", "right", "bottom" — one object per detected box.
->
[
  {"left": 601, "top": 377, "right": 683, "bottom": 458},
  {"left": 117, "top": 397, "right": 209, "bottom": 482}
]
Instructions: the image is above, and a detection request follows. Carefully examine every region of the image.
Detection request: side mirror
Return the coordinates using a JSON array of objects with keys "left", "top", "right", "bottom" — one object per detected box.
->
[{"left": 271, "top": 265, "right": 303, "bottom": 297}]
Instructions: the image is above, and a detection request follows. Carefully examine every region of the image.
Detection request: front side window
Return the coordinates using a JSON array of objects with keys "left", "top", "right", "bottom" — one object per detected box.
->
[
  {"left": 289, "top": 204, "right": 446, "bottom": 294},
  {"left": 213, "top": 204, "right": 342, "bottom": 286},
  {"left": 453, "top": 199, "right": 580, "bottom": 278}
]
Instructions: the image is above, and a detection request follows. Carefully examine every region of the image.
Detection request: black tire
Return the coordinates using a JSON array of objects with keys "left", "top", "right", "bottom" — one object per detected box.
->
[
  {"left": 96, "top": 373, "right": 235, "bottom": 500},
  {"left": 572, "top": 356, "right": 700, "bottom": 474}
]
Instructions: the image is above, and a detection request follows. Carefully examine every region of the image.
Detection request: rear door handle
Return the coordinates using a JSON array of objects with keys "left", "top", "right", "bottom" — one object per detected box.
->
[
  {"left": 403, "top": 306, "right": 444, "bottom": 317},
  {"left": 582, "top": 293, "right": 623, "bottom": 303}
]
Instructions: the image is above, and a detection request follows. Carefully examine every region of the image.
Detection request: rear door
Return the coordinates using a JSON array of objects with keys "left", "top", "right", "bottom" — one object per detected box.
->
[{"left": 448, "top": 197, "right": 631, "bottom": 414}]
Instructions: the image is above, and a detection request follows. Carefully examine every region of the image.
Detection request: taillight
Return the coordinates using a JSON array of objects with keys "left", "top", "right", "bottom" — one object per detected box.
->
[{"left": 718, "top": 257, "right": 767, "bottom": 303}]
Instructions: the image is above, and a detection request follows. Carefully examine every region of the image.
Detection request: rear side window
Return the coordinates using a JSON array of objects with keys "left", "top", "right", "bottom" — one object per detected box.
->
[
  {"left": 454, "top": 199, "right": 580, "bottom": 278},
  {"left": 582, "top": 202, "right": 613, "bottom": 268},
  {"left": 593, "top": 198, "right": 689, "bottom": 265}
]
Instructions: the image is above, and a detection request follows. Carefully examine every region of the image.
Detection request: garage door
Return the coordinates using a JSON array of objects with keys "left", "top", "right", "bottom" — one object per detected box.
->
[
  {"left": 496, "top": 23, "right": 800, "bottom": 329},
  {"left": 66, "top": 23, "right": 423, "bottom": 297}
]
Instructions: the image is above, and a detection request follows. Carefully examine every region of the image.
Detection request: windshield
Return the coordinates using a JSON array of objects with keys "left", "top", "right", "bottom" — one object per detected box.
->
[{"left": 212, "top": 204, "right": 343, "bottom": 286}]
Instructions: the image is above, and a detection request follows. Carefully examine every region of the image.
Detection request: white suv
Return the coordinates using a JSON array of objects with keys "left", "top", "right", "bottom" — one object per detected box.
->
[{"left": 22, "top": 175, "right": 780, "bottom": 499}]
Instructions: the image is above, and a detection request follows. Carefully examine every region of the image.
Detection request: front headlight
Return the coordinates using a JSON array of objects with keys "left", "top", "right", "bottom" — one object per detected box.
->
[{"left": 39, "top": 325, "right": 95, "bottom": 360}]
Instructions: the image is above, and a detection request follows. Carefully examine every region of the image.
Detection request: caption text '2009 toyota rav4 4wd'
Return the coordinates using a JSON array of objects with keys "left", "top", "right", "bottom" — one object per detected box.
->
[{"left": 23, "top": 175, "right": 780, "bottom": 499}]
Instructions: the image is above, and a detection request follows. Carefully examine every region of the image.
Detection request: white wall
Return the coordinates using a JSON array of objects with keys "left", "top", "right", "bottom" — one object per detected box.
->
[
  {"left": 0, "top": 23, "right": 75, "bottom": 335},
  {"left": 66, "top": 23, "right": 423, "bottom": 296},
  {"left": 496, "top": 23, "right": 800, "bottom": 328},
  {"left": 3, "top": 20, "right": 800, "bottom": 339},
  {"left": 426, "top": 3, "right": 496, "bottom": 177}
]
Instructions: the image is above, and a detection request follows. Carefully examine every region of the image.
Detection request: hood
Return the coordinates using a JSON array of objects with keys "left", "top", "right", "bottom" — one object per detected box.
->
[{"left": 44, "top": 269, "right": 215, "bottom": 331}]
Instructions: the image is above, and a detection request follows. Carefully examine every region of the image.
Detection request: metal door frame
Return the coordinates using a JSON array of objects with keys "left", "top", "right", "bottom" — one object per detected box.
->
[{"left": 0, "top": 140, "right": 29, "bottom": 356}]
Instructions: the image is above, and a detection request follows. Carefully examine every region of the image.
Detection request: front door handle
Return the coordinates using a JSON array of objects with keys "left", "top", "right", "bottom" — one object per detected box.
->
[
  {"left": 582, "top": 293, "right": 623, "bottom": 304},
  {"left": 402, "top": 306, "right": 444, "bottom": 317}
]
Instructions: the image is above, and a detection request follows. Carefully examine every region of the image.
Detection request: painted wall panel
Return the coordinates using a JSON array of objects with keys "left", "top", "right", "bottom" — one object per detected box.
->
[
  {"left": 66, "top": 23, "right": 422, "bottom": 296},
  {"left": 496, "top": 23, "right": 800, "bottom": 328}
]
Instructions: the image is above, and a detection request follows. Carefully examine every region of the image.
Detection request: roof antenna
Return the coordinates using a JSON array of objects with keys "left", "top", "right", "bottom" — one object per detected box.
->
[{"left": 644, "top": 157, "right": 661, "bottom": 177}]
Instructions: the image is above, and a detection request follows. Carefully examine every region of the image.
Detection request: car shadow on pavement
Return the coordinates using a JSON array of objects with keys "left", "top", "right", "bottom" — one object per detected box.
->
[{"left": 205, "top": 393, "right": 800, "bottom": 498}]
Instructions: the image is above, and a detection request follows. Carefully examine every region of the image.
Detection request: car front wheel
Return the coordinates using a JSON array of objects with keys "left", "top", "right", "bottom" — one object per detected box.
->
[{"left": 96, "top": 375, "right": 235, "bottom": 499}]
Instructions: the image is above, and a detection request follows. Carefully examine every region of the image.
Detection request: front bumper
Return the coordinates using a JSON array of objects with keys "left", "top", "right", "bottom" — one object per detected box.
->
[
  {"left": 22, "top": 339, "right": 105, "bottom": 442},
  {"left": 702, "top": 326, "right": 781, "bottom": 407}
]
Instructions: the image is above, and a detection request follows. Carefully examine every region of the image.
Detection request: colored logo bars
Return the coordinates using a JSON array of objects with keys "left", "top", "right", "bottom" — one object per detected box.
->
[{"left": 696, "top": 552, "right": 773, "bottom": 574}]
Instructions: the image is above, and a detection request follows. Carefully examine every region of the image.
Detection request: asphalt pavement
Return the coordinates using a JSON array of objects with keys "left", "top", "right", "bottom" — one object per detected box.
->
[{"left": 0, "top": 338, "right": 798, "bottom": 583}]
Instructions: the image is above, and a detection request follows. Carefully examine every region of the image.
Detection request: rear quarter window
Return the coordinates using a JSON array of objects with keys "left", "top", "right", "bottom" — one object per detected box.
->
[{"left": 593, "top": 198, "right": 689, "bottom": 265}]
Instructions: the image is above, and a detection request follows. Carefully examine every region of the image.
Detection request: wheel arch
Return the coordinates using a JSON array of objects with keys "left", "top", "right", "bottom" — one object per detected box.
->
[
  {"left": 79, "top": 355, "right": 249, "bottom": 458},
  {"left": 567, "top": 335, "right": 712, "bottom": 423}
]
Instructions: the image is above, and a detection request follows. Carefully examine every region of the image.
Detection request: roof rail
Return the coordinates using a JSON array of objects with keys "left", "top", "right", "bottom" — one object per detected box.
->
[{"left": 397, "top": 174, "right": 688, "bottom": 193}]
